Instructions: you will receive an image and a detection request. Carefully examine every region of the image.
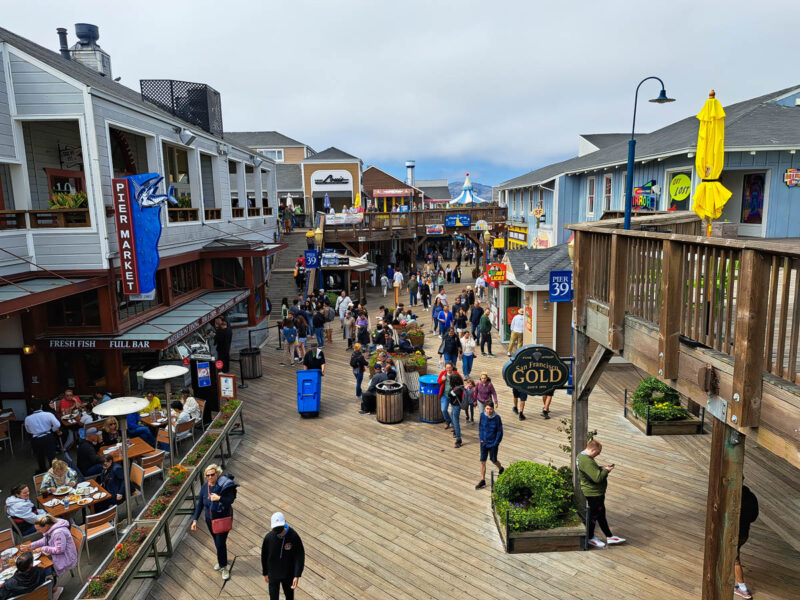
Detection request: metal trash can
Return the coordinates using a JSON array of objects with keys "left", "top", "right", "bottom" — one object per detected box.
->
[
  {"left": 376, "top": 381, "right": 403, "bottom": 424},
  {"left": 239, "top": 347, "right": 262, "bottom": 379},
  {"left": 418, "top": 375, "right": 443, "bottom": 423}
]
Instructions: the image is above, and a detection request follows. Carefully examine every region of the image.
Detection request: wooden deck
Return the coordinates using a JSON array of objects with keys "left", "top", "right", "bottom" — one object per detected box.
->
[{"left": 128, "top": 283, "right": 800, "bottom": 600}]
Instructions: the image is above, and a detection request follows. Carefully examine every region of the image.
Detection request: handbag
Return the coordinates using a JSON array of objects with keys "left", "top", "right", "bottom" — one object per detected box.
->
[{"left": 209, "top": 487, "right": 233, "bottom": 534}]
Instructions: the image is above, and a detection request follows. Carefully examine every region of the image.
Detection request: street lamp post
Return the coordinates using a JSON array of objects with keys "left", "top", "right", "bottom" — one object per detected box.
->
[
  {"left": 314, "top": 227, "right": 324, "bottom": 294},
  {"left": 623, "top": 77, "right": 675, "bottom": 230}
]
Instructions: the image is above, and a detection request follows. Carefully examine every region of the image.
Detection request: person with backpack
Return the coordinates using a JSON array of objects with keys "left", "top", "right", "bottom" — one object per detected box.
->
[
  {"left": 262, "top": 512, "right": 305, "bottom": 600},
  {"left": 191, "top": 464, "right": 238, "bottom": 581},
  {"left": 449, "top": 377, "right": 474, "bottom": 448},
  {"left": 281, "top": 319, "right": 298, "bottom": 366},
  {"left": 312, "top": 308, "right": 326, "bottom": 348},
  {"left": 735, "top": 485, "right": 759, "bottom": 599},
  {"left": 479, "top": 307, "right": 494, "bottom": 357},
  {"left": 350, "top": 343, "right": 369, "bottom": 412},
  {"left": 323, "top": 302, "right": 335, "bottom": 344}
]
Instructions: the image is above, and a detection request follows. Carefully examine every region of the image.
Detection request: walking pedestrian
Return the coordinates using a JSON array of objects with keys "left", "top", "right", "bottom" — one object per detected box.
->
[
  {"left": 420, "top": 277, "right": 431, "bottom": 311},
  {"left": 312, "top": 308, "right": 325, "bottom": 348},
  {"left": 214, "top": 319, "right": 233, "bottom": 372},
  {"left": 393, "top": 268, "right": 404, "bottom": 307},
  {"left": 431, "top": 299, "right": 442, "bottom": 336},
  {"left": 407, "top": 275, "right": 419, "bottom": 306},
  {"left": 469, "top": 301, "right": 483, "bottom": 344},
  {"left": 380, "top": 273, "right": 390, "bottom": 297},
  {"left": 437, "top": 271, "right": 445, "bottom": 293},
  {"left": 190, "top": 464, "right": 238, "bottom": 580},
  {"left": 508, "top": 308, "right": 524, "bottom": 356},
  {"left": 577, "top": 439, "right": 625, "bottom": 549},
  {"left": 261, "top": 512, "right": 305, "bottom": 600},
  {"left": 350, "top": 343, "right": 368, "bottom": 411},
  {"left": 734, "top": 485, "right": 759, "bottom": 599},
  {"left": 512, "top": 388, "right": 527, "bottom": 420},
  {"left": 302, "top": 347, "right": 326, "bottom": 376},
  {"left": 448, "top": 376, "right": 472, "bottom": 448},
  {"left": 540, "top": 394, "right": 553, "bottom": 420},
  {"left": 24, "top": 403, "right": 62, "bottom": 474},
  {"left": 475, "top": 402, "right": 504, "bottom": 489},
  {"left": 344, "top": 310, "right": 356, "bottom": 349},
  {"left": 438, "top": 304, "right": 454, "bottom": 338},
  {"left": 437, "top": 362, "right": 460, "bottom": 430},
  {"left": 479, "top": 308, "right": 494, "bottom": 357},
  {"left": 440, "top": 328, "right": 461, "bottom": 366},
  {"left": 281, "top": 319, "right": 298, "bottom": 366},
  {"left": 336, "top": 291, "right": 351, "bottom": 329},
  {"left": 473, "top": 373, "right": 498, "bottom": 420},
  {"left": 460, "top": 331, "right": 477, "bottom": 378}
]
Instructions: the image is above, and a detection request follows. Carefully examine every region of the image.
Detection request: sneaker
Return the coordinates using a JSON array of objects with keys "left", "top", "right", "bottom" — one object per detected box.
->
[
  {"left": 606, "top": 536, "right": 626, "bottom": 545},
  {"left": 544, "top": 412, "right": 551, "bottom": 420},
  {"left": 221, "top": 567, "right": 230, "bottom": 581},
  {"left": 475, "top": 480, "right": 486, "bottom": 490},
  {"left": 358, "top": 410, "right": 369, "bottom": 414},
  {"left": 507, "top": 352, "right": 511, "bottom": 356},
  {"left": 213, "top": 564, "right": 222, "bottom": 571},
  {"left": 487, "top": 353, "right": 496, "bottom": 358},
  {"left": 588, "top": 537, "right": 606, "bottom": 548},
  {"left": 454, "top": 439, "right": 462, "bottom": 448},
  {"left": 498, "top": 467, "right": 505, "bottom": 475},
  {"left": 444, "top": 423, "right": 451, "bottom": 430},
  {"left": 512, "top": 407, "right": 519, "bottom": 414},
  {"left": 733, "top": 588, "right": 752, "bottom": 599},
  {"left": 519, "top": 413, "right": 526, "bottom": 421},
  {"left": 280, "top": 362, "right": 286, "bottom": 366}
]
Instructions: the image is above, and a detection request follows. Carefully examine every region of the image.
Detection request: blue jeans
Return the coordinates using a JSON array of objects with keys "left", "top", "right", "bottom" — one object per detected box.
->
[
  {"left": 409, "top": 291, "right": 417, "bottom": 305},
  {"left": 205, "top": 518, "right": 229, "bottom": 568},
  {"left": 315, "top": 328, "right": 325, "bottom": 347},
  {"left": 451, "top": 404, "right": 462, "bottom": 440},
  {"left": 462, "top": 354, "right": 474, "bottom": 377},
  {"left": 129, "top": 425, "right": 155, "bottom": 447},
  {"left": 471, "top": 322, "right": 479, "bottom": 340},
  {"left": 85, "top": 463, "right": 104, "bottom": 477},
  {"left": 443, "top": 353, "right": 457, "bottom": 366},
  {"left": 354, "top": 369, "right": 364, "bottom": 397},
  {"left": 440, "top": 395, "right": 451, "bottom": 424}
]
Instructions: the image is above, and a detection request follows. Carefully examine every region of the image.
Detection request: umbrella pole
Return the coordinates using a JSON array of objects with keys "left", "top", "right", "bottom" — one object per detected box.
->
[
  {"left": 165, "top": 381, "right": 174, "bottom": 469},
  {"left": 121, "top": 418, "right": 133, "bottom": 529}
]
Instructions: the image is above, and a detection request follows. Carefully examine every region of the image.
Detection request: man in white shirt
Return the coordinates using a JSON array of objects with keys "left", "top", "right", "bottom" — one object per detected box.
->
[
  {"left": 24, "top": 403, "right": 62, "bottom": 473},
  {"left": 336, "top": 291, "right": 352, "bottom": 329},
  {"left": 475, "top": 275, "right": 486, "bottom": 299},
  {"left": 392, "top": 269, "right": 404, "bottom": 307},
  {"left": 508, "top": 308, "right": 525, "bottom": 356}
]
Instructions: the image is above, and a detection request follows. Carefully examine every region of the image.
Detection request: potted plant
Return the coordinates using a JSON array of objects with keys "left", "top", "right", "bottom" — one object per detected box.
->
[
  {"left": 403, "top": 351, "right": 428, "bottom": 375},
  {"left": 49, "top": 191, "right": 88, "bottom": 209},
  {"left": 406, "top": 323, "right": 425, "bottom": 347},
  {"left": 491, "top": 460, "right": 585, "bottom": 553},
  {"left": 624, "top": 376, "right": 704, "bottom": 436}
]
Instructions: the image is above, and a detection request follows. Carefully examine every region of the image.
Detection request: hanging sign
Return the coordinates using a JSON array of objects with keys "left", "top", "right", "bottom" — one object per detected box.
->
[
  {"left": 304, "top": 250, "right": 318, "bottom": 268},
  {"left": 321, "top": 252, "right": 339, "bottom": 267},
  {"left": 493, "top": 238, "right": 505, "bottom": 249},
  {"left": 549, "top": 270, "right": 573, "bottom": 303},
  {"left": 471, "top": 219, "right": 489, "bottom": 231},
  {"left": 525, "top": 306, "right": 532, "bottom": 333},
  {"left": 486, "top": 263, "right": 507, "bottom": 283},
  {"left": 426, "top": 224, "right": 444, "bottom": 235},
  {"left": 632, "top": 179, "right": 658, "bottom": 211},
  {"left": 113, "top": 173, "right": 177, "bottom": 299},
  {"left": 785, "top": 168, "right": 800, "bottom": 187},
  {"left": 445, "top": 214, "right": 471, "bottom": 228},
  {"left": 197, "top": 361, "right": 212, "bottom": 388},
  {"left": 669, "top": 174, "right": 692, "bottom": 201},
  {"left": 502, "top": 345, "right": 570, "bottom": 396}
]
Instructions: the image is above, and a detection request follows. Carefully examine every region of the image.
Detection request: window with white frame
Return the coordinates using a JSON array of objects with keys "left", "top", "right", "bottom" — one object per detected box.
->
[
  {"left": 529, "top": 188, "right": 534, "bottom": 213},
  {"left": 603, "top": 174, "right": 613, "bottom": 212},
  {"left": 256, "top": 148, "right": 284, "bottom": 162},
  {"left": 620, "top": 172, "right": 627, "bottom": 205},
  {"left": 586, "top": 176, "right": 596, "bottom": 217}
]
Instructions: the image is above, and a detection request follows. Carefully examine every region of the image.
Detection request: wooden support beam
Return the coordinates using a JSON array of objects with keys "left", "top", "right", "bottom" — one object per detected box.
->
[
  {"left": 340, "top": 241, "right": 359, "bottom": 257},
  {"left": 730, "top": 249, "right": 770, "bottom": 427},
  {"left": 703, "top": 419, "right": 745, "bottom": 600},
  {"left": 573, "top": 231, "right": 591, "bottom": 330},
  {"left": 607, "top": 234, "right": 629, "bottom": 352},
  {"left": 659, "top": 240, "right": 684, "bottom": 379}
]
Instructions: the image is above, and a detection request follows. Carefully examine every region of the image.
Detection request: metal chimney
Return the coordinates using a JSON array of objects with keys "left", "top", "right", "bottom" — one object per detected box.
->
[
  {"left": 405, "top": 160, "right": 415, "bottom": 187},
  {"left": 56, "top": 28, "right": 70, "bottom": 60},
  {"left": 69, "top": 24, "right": 112, "bottom": 77}
]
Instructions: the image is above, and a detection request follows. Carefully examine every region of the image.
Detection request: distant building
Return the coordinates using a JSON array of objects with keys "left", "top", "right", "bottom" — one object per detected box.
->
[{"left": 416, "top": 178, "right": 452, "bottom": 208}]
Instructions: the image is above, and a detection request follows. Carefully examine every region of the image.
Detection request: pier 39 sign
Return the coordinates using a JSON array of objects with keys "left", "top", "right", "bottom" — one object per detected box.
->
[{"left": 502, "top": 345, "right": 570, "bottom": 396}]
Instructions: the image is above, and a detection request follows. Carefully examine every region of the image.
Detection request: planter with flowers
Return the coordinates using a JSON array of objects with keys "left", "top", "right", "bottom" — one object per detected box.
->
[
  {"left": 78, "top": 526, "right": 154, "bottom": 599},
  {"left": 403, "top": 351, "right": 428, "bottom": 375},
  {"left": 405, "top": 323, "right": 425, "bottom": 347},
  {"left": 140, "top": 464, "right": 196, "bottom": 521},
  {"left": 624, "top": 377, "right": 704, "bottom": 436},
  {"left": 184, "top": 433, "right": 222, "bottom": 468},
  {"left": 210, "top": 398, "right": 242, "bottom": 430}
]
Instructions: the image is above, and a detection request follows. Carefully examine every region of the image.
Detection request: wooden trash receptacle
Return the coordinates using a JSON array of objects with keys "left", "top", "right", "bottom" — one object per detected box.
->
[
  {"left": 418, "top": 375, "right": 444, "bottom": 423},
  {"left": 376, "top": 381, "right": 404, "bottom": 424}
]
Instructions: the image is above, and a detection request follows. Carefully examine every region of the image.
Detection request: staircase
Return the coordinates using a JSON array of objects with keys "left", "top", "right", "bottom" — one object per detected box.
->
[{"left": 268, "top": 229, "right": 310, "bottom": 324}]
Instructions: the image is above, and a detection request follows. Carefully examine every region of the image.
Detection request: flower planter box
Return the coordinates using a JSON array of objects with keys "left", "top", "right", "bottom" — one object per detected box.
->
[
  {"left": 624, "top": 390, "right": 705, "bottom": 436},
  {"left": 77, "top": 526, "right": 155, "bottom": 599},
  {"left": 404, "top": 363, "right": 427, "bottom": 376},
  {"left": 182, "top": 433, "right": 223, "bottom": 469},
  {"left": 408, "top": 334, "right": 425, "bottom": 347},
  {"left": 208, "top": 401, "right": 243, "bottom": 432},
  {"left": 492, "top": 505, "right": 586, "bottom": 553},
  {"left": 139, "top": 466, "right": 197, "bottom": 521}
]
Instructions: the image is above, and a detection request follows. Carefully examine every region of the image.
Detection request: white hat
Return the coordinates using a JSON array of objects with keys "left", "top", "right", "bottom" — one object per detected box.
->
[{"left": 270, "top": 512, "right": 286, "bottom": 528}]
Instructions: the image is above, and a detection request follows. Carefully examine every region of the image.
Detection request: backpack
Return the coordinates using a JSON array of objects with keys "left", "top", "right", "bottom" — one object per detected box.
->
[
  {"left": 325, "top": 306, "right": 335, "bottom": 322},
  {"left": 283, "top": 327, "right": 297, "bottom": 343},
  {"left": 349, "top": 352, "right": 360, "bottom": 368}
]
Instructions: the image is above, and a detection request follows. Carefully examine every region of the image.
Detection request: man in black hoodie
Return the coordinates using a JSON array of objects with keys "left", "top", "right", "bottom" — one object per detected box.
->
[
  {"left": 0, "top": 551, "right": 49, "bottom": 600},
  {"left": 262, "top": 512, "right": 305, "bottom": 600}
]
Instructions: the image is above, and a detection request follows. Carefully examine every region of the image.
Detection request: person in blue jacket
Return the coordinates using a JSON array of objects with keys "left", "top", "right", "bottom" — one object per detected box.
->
[
  {"left": 475, "top": 402, "right": 504, "bottom": 489},
  {"left": 191, "top": 464, "right": 238, "bottom": 581},
  {"left": 437, "top": 304, "right": 454, "bottom": 338},
  {"left": 126, "top": 412, "right": 155, "bottom": 447},
  {"left": 95, "top": 454, "right": 126, "bottom": 512}
]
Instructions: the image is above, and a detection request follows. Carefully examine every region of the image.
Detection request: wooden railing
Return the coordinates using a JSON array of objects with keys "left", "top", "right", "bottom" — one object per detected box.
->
[
  {"left": 573, "top": 215, "right": 800, "bottom": 400},
  {"left": 28, "top": 208, "right": 91, "bottom": 228},
  {"left": 204, "top": 208, "right": 221, "bottom": 220},
  {"left": 0, "top": 210, "right": 28, "bottom": 230},
  {"left": 167, "top": 208, "right": 199, "bottom": 223},
  {"left": 248, "top": 207, "right": 262, "bottom": 217},
  {"left": 231, "top": 207, "right": 245, "bottom": 218}
]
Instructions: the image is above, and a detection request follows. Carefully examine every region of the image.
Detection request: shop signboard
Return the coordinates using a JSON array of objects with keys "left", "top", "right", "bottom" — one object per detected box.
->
[
  {"left": 502, "top": 345, "right": 570, "bottom": 396},
  {"left": 487, "top": 263, "right": 507, "bottom": 283},
  {"left": 338, "top": 256, "right": 350, "bottom": 266},
  {"left": 493, "top": 238, "right": 506, "bottom": 249},
  {"left": 549, "top": 270, "right": 572, "bottom": 303},
  {"left": 525, "top": 306, "right": 532, "bottom": 333},
  {"left": 507, "top": 306, "right": 521, "bottom": 327},
  {"left": 632, "top": 179, "right": 658, "bottom": 211},
  {"left": 113, "top": 173, "right": 177, "bottom": 300},
  {"left": 304, "top": 250, "right": 318, "bottom": 268},
  {"left": 471, "top": 219, "right": 489, "bottom": 231},
  {"left": 325, "top": 213, "right": 364, "bottom": 225},
  {"left": 197, "top": 362, "right": 212, "bottom": 388},
  {"left": 785, "top": 168, "right": 800, "bottom": 187},
  {"left": 445, "top": 214, "right": 471, "bottom": 228},
  {"left": 321, "top": 252, "right": 339, "bottom": 267},
  {"left": 426, "top": 224, "right": 444, "bottom": 235},
  {"left": 373, "top": 188, "right": 413, "bottom": 197},
  {"left": 219, "top": 373, "right": 236, "bottom": 400}
]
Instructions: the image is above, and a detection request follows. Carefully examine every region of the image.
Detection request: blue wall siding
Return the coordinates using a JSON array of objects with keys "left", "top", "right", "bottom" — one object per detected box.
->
[{"left": 0, "top": 48, "right": 16, "bottom": 159}]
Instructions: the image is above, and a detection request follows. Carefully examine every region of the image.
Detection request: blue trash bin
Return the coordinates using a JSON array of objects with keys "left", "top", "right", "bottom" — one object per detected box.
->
[
  {"left": 418, "top": 374, "right": 444, "bottom": 423},
  {"left": 297, "top": 369, "right": 322, "bottom": 417}
]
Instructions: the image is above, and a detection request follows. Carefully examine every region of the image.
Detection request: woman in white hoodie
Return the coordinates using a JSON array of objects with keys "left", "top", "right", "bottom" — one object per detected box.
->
[
  {"left": 5, "top": 484, "right": 46, "bottom": 535},
  {"left": 460, "top": 331, "right": 477, "bottom": 379}
]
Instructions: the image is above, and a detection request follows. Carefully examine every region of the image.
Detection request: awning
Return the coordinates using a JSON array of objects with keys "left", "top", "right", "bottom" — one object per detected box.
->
[
  {"left": 42, "top": 289, "right": 250, "bottom": 351},
  {"left": 0, "top": 276, "right": 107, "bottom": 317}
]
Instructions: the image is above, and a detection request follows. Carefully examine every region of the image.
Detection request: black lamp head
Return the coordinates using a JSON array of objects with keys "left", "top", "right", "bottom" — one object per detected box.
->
[{"left": 650, "top": 88, "right": 675, "bottom": 104}]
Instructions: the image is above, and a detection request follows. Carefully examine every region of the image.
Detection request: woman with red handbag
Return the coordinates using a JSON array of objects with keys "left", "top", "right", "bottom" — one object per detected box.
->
[{"left": 191, "top": 464, "right": 238, "bottom": 580}]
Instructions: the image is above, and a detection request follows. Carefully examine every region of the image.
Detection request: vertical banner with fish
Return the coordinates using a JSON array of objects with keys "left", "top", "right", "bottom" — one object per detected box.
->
[{"left": 112, "top": 173, "right": 177, "bottom": 300}]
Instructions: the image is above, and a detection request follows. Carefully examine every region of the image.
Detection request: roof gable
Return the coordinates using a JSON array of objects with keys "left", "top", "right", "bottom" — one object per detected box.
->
[{"left": 304, "top": 146, "right": 360, "bottom": 162}]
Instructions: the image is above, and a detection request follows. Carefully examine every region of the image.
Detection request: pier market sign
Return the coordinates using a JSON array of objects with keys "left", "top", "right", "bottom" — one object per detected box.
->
[{"left": 502, "top": 345, "right": 570, "bottom": 396}]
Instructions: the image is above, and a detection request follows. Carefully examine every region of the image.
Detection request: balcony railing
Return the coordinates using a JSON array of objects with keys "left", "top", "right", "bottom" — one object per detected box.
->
[
  {"left": 204, "top": 208, "right": 221, "bottom": 221},
  {"left": 167, "top": 208, "right": 199, "bottom": 223},
  {"left": 28, "top": 209, "right": 91, "bottom": 228},
  {"left": 0, "top": 210, "right": 28, "bottom": 230},
  {"left": 231, "top": 207, "right": 245, "bottom": 218},
  {"left": 247, "top": 207, "right": 262, "bottom": 217},
  {"left": 263, "top": 206, "right": 273, "bottom": 216}
]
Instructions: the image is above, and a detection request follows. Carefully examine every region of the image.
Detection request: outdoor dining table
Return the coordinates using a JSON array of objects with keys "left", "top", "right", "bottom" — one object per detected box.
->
[
  {"left": 36, "top": 479, "right": 110, "bottom": 519},
  {"left": 99, "top": 437, "right": 155, "bottom": 463},
  {"left": 140, "top": 412, "right": 173, "bottom": 428},
  {"left": 0, "top": 545, "right": 53, "bottom": 587}
]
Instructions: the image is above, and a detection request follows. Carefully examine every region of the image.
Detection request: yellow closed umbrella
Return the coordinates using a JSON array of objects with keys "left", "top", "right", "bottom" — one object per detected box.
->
[
  {"left": 354, "top": 192, "right": 361, "bottom": 210},
  {"left": 693, "top": 90, "right": 732, "bottom": 235}
]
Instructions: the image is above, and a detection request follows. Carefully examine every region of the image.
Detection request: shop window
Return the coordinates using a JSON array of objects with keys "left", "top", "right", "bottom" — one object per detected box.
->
[
  {"left": 110, "top": 128, "right": 148, "bottom": 177},
  {"left": 253, "top": 257, "right": 264, "bottom": 288},
  {"left": 170, "top": 262, "right": 201, "bottom": 298},
  {"left": 46, "top": 289, "right": 101, "bottom": 327},
  {"left": 226, "top": 298, "right": 250, "bottom": 326},
  {"left": 229, "top": 160, "right": 241, "bottom": 210},
  {"left": 603, "top": 175, "right": 613, "bottom": 212},
  {"left": 667, "top": 172, "right": 692, "bottom": 211},
  {"left": 212, "top": 258, "right": 245, "bottom": 289},
  {"left": 586, "top": 177, "right": 596, "bottom": 217},
  {"left": 199, "top": 154, "right": 217, "bottom": 209},
  {"left": 0, "top": 163, "right": 14, "bottom": 210},
  {"left": 529, "top": 190, "right": 534, "bottom": 213},
  {"left": 741, "top": 172, "right": 765, "bottom": 224},
  {"left": 256, "top": 148, "right": 283, "bottom": 162},
  {"left": 162, "top": 142, "right": 191, "bottom": 205},
  {"left": 116, "top": 280, "right": 162, "bottom": 321}
]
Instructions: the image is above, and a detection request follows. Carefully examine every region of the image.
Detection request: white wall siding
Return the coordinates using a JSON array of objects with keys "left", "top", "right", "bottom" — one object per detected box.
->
[
  {"left": 8, "top": 53, "right": 83, "bottom": 115},
  {"left": 0, "top": 48, "right": 16, "bottom": 159},
  {"left": 32, "top": 231, "right": 104, "bottom": 270},
  {"left": 0, "top": 232, "right": 30, "bottom": 277}
]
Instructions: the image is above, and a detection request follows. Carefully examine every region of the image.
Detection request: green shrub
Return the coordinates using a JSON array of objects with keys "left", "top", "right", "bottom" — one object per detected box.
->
[
  {"left": 631, "top": 377, "right": 689, "bottom": 422},
  {"left": 492, "top": 461, "right": 575, "bottom": 532}
]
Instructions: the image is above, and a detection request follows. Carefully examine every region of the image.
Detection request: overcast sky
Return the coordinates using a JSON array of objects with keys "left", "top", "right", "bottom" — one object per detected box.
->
[{"left": 4, "top": 1, "right": 799, "bottom": 185}]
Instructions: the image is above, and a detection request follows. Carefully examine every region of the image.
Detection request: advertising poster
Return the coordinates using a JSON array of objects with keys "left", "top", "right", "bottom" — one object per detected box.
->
[
  {"left": 426, "top": 224, "right": 444, "bottom": 235},
  {"left": 197, "top": 362, "right": 211, "bottom": 388},
  {"left": 741, "top": 173, "right": 765, "bottom": 224},
  {"left": 445, "top": 214, "right": 471, "bottom": 227}
]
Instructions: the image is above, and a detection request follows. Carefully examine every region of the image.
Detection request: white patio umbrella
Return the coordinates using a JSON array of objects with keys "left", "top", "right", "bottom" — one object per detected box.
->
[{"left": 143, "top": 365, "right": 189, "bottom": 468}]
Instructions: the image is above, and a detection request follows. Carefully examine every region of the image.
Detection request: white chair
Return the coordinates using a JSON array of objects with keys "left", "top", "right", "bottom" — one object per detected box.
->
[{"left": 83, "top": 505, "right": 118, "bottom": 560}]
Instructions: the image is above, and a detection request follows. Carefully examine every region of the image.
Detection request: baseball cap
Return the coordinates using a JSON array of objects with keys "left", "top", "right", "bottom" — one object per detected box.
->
[
  {"left": 271, "top": 512, "right": 286, "bottom": 528},
  {"left": 86, "top": 427, "right": 99, "bottom": 436}
]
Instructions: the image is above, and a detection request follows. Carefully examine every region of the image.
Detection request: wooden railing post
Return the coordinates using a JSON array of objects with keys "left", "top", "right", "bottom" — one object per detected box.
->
[
  {"left": 607, "top": 233, "right": 629, "bottom": 352},
  {"left": 573, "top": 231, "right": 591, "bottom": 330},
  {"left": 659, "top": 240, "right": 683, "bottom": 379}
]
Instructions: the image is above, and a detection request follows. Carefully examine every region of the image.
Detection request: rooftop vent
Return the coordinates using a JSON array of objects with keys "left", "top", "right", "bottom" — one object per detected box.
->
[
  {"left": 68, "top": 23, "right": 112, "bottom": 77},
  {"left": 140, "top": 79, "right": 223, "bottom": 137}
]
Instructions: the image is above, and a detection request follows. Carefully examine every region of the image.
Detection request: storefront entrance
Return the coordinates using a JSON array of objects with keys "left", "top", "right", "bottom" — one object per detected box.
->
[
  {"left": 719, "top": 170, "right": 768, "bottom": 237},
  {"left": 503, "top": 286, "right": 522, "bottom": 341}
]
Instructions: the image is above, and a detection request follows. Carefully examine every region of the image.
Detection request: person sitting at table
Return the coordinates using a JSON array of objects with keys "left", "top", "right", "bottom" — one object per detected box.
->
[
  {"left": 5, "top": 484, "right": 47, "bottom": 535},
  {"left": 95, "top": 455, "right": 125, "bottom": 512},
  {"left": 0, "top": 551, "right": 51, "bottom": 600},
  {"left": 56, "top": 389, "right": 82, "bottom": 415},
  {"left": 125, "top": 412, "right": 156, "bottom": 447},
  {"left": 101, "top": 417, "right": 121, "bottom": 446},
  {"left": 25, "top": 515, "right": 78, "bottom": 580},
  {"left": 40, "top": 459, "right": 79, "bottom": 494},
  {"left": 141, "top": 391, "right": 161, "bottom": 416},
  {"left": 180, "top": 388, "right": 202, "bottom": 424},
  {"left": 77, "top": 428, "right": 104, "bottom": 477},
  {"left": 93, "top": 390, "right": 112, "bottom": 406},
  {"left": 171, "top": 400, "right": 194, "bottom": 426}
]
